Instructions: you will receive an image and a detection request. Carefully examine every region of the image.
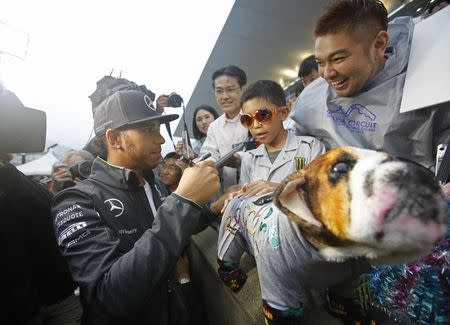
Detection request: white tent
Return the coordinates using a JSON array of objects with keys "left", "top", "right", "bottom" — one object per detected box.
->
[{"left": 16, "top": 150, "right": 59, "bottom": 176}]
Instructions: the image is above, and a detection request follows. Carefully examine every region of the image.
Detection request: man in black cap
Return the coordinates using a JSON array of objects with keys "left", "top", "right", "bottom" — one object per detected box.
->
[{"left": 52, "top": 89, "right": 220, "bottom": 324}]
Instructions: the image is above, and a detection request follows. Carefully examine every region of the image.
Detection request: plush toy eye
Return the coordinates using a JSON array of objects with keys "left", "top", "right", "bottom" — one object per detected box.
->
[
  {"left": 328, "top": 161, "right": 352, "bottom": 185},
  {"left": 332, "top": 162, "right": 350, "bottom": 175}
]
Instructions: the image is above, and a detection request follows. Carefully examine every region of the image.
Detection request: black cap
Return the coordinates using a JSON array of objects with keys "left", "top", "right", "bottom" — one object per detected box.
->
[{"left": 93, "top": 89, "right": 179, "bottom": 136}]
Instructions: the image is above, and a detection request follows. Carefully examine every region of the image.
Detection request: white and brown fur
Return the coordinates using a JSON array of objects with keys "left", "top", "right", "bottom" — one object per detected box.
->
[
  {"left": 273, "top": 146, "right": 447, "bottom": 263},
  {"left": 218, "top": 146, "right": 447, "bottom": 320}
]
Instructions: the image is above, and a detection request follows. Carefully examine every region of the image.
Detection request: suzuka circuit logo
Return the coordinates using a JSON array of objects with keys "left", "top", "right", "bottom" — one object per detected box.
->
[
  {"left": 327, "top": 103, "right": 377, "bottom": 134},
  {"left": 104, "top": 198, "right": 124, "bottom": 217}
]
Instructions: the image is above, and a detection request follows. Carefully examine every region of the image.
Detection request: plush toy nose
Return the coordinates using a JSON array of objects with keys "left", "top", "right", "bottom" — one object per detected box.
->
[
  {"left": 384, "top": 161, "right": 443, "bottom": 220},
  {"left": 376, "top": 158, "right": 448, "bottom": 244}
]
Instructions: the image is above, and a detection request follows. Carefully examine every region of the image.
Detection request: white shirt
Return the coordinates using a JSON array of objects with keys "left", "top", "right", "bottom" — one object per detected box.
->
[
  {"left": 143, "top": 180, "right": 157, "bottom": 217},
  {"left": 200, "top": 113, "right": 248, "bottom": 191}
]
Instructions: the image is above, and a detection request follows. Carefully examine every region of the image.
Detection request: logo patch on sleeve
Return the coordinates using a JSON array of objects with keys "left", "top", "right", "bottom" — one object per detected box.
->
[{"left": 294, "top": 156, "right": 306, "bottom": 170}]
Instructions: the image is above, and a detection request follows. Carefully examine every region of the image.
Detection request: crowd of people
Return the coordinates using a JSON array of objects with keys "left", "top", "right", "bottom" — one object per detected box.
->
[{"left": 1, "top": 0, "right": 449, "bottom": 324}]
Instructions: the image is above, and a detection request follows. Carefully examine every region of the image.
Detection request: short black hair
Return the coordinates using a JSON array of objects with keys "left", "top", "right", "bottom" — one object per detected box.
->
[
  {"left": 298, "top": 55, "right": 318, "bottom": 78},
  {"left": 315, "top": 0, "right": 388, "bottom": 38},
  {"left": 212, "top": 65, "right": 247, "bottom": 88},
  {"left": 240, "top": 80, "right": 286, "bottom": 108},
  {"left": 428, "top": 0, "right": 450, "bottom": 14},
  {"left": 163, "top": 152, "right": 181, "bottom": 160},
  {"left": 192, "top": 105, "right": 219, "bottom": 140}
]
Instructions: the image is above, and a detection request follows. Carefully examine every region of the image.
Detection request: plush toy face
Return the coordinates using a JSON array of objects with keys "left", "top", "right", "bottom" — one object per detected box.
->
[{"left": 274, "top": 146, "right": 447, "bottom": 263}]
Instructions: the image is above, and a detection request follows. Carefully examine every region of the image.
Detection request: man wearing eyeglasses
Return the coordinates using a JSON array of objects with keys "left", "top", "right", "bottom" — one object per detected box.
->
[
  {"left": 52, "top": 89, "right": 220, "bottom": 324},
  {"left": 200, "top": 65, "right": 249, "bottom": 192}
]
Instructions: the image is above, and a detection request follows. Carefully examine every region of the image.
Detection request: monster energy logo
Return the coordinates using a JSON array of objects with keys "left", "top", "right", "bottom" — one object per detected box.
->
[
  {"left": 356, "top": 280, "right": 371, "bottom": 313},
  {"left": 294, "top": 157, "right": 306, "bottom": 170}
]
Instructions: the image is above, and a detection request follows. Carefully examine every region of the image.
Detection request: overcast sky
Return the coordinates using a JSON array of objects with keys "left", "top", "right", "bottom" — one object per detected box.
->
[{"left": 1, "top": 0, "right": 234, "bottom": 153}]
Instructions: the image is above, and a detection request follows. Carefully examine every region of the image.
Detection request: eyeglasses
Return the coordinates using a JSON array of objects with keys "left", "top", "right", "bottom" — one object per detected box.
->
[
  {"left": 214, "top": 86, "right": 240, "bottom": 97},
  {"left": 159, "top": 162, "right": 180, "bottom": 172},
  {"left": 240, "top": 107, "right": 276, "bottom": 129}
]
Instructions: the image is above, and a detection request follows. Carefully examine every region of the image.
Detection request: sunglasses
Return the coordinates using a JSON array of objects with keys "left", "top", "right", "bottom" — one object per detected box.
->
[{"left": 240, "top": 107, "right": 276, "bottom": 129}]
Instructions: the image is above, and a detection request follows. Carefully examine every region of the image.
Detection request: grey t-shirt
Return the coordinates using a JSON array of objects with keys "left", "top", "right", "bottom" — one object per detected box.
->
[{"left": 267, "top": 150, "right": 281, "bottom": 164}]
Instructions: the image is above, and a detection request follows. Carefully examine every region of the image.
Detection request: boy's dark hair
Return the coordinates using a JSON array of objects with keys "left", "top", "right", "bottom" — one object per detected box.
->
[
  {"left": 212, "top": 65, "right": 247, "bottom": 88},
  {"left": 192, "top": 105, "right": 219, "bottom": 140},
  {"left": 163, "top": 151, "right": 181, "bottom": 160},
  {"left": 298, "top": 55, "right": 318, "bottom": 78},
  {"left": 428, "top": 0, "right": 450, "bottom": 14},
  {"left": 315, "top": 0, "right": 388, "bottom": 39},
  {"left": 240, "top": 80, "right": 286, "bottom": 108}
]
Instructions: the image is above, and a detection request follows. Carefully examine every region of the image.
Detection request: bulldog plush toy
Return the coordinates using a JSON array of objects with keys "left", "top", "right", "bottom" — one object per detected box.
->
[{"left": 217, "top": 147, "right": 447, "bottom": 325}]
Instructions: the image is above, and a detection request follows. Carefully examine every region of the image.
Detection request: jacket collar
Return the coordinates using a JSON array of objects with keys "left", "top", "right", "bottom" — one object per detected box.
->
[
  {"left": 252, "top": 131, "right": 297, "bottom": 157},
  {"left": 89, "top": 157, "right": 155, "bottom": 190},
  {"left": 220, "top": 111, "right": 241, "bottom": 126}
]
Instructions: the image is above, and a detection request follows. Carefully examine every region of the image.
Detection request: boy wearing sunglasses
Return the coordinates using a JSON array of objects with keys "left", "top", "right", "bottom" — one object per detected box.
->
[{"left": 239, "top": 80, "right": 325, "bottom": 196}]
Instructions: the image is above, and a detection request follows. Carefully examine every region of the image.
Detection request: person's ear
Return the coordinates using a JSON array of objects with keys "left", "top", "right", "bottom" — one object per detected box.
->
[
  {"left": 278, "top": 106, "right": 290, "bottom": 121},
  {"left": 105, "top": 129, "right": 122, "bottom": 150},
  {"left": 373, "top": 30, "right": 388, "bottom": 60}
]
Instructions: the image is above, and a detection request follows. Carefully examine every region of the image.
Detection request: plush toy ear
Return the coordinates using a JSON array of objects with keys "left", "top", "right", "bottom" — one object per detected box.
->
[{"left": 275, "top": 174, "right": 322, "bottom": 228}]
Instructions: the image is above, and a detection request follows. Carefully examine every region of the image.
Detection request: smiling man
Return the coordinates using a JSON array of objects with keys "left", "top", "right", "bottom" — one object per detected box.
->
[
  {"left": 52, "top": 89, "right": 220, "bottom": 324},
  {"left": 200, "top": 65, "right": 249, "bottom": 191},
  {"left": 290, "top": 0, "right": 450, "bottom": 169}
]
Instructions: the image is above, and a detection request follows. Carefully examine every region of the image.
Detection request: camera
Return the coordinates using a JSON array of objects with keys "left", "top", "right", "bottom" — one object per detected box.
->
[
  {"left": 0, "top": 89, "right": 47, "bottom": 153},
  {"left": 167, "top": 92, "right": 183, "bottom": 108},
  {"left": 68, "top": 160, "right": 93, "bottom": 180}
]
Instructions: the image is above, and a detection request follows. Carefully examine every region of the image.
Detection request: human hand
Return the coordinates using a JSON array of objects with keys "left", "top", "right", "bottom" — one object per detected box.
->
[
  {"left": 50, "top": 163, "right": 75, "bottom": 193},
  {"left": 219, "top": 181, "right": 279, "bottom": 213},
  {"left": 207, "top": 184, "right": 239, "bottom": 214},
  {"left": 175, "top": 140, "right": 184, "bottom": 156},
  {"left": 218, "top": 185, "right": 242, "bottom": 214},
  {"left": 174, "top": 160, "right": 220, "bottom": 204},
  {"left": 442, "top": 182, "right": 450, "bottom": 198},
  {"left": 241, "top": 180, "right": 280, "bottom": 198},
  {"left": 175, "top": 140, "right": 195, "bottom": 159},
  {"left": 174, "top": 159, "right": 189, "bottom": 173},
  {"left": 223, "top": 153, "right": 241, "bottom": 168},
  {"left": 176, "top": 254, "right": 190, "bottom": 280},
  {"left": 156, "top": 94, "right": 169, "bottom": 110}
]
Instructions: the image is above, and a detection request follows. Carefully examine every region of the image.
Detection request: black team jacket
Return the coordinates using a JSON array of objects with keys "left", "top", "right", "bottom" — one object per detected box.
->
[{"left": 52, "top": 157, "right": 215, "bottom": 325}]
